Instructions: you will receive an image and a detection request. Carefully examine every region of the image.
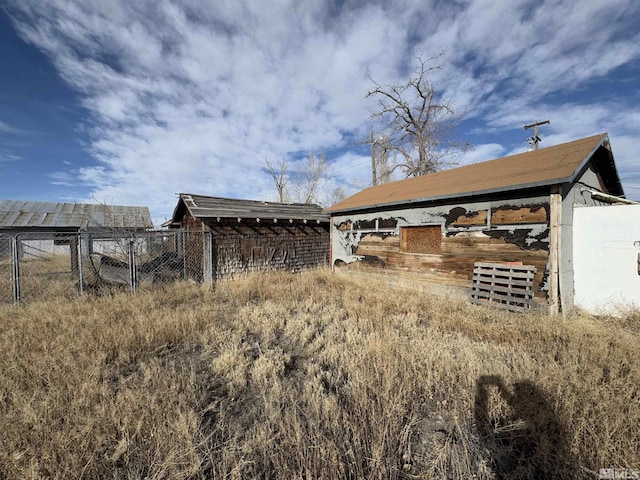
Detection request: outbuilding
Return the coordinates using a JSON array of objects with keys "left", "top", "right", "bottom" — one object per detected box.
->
[
  {"left": 0, "top": 200, "right": 153, "bottom": 237},
  {"left": 166, "top": 194, "right": 330, "bottom": 281},
  {"left": 0, "top": 199, "right": 152, "bottom": 260},
  {"left": 326, "top": 133, "right": 627, "bottom": 313}
]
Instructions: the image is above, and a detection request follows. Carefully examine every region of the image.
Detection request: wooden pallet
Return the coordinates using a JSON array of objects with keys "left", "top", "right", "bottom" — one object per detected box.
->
[{"left": 471, "top": 262, "right": 536, "bottom": 313}]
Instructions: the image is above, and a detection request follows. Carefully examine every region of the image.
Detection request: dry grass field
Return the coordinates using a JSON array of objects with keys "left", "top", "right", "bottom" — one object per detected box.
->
[{"left": 0, "top": 269, "right": 638, "bottom": 479}]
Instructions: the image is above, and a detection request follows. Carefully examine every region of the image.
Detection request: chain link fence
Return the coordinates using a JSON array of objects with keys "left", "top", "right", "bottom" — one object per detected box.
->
[
  {"left": 0, "top": 230, "right": 210, "bottom": 304},
  {"left": 14, "top": 232, "right": 78, "bottom": 303},
  {"left": 0, "top": 234, "right": 13, "bottom": 304}
]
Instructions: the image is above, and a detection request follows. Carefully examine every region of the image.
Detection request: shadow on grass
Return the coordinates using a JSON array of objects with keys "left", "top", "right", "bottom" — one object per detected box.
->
[{"left": 474, "top": 375, "right": 577, "bottom": 480}]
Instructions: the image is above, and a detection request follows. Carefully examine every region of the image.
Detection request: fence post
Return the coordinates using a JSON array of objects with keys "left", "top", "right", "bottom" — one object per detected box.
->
[
  {"left": 77, "top": 234, "right": 84, "bottom": 295},
  {"left": 203, "top": 231, "right": 213, "bottom": 285},
  {"left": 181, "top": 230, "right": 187, "bottom": 281},
  {"left": 128, "top": 239, "right": 137, "bottom": 293},
  {"left": 12, "top": 236, "right": 20, "bottom": 303}
]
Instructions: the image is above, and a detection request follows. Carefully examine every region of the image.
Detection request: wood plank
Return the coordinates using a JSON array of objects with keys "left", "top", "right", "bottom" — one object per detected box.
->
[
  {"left": 452, "top": 210, "right": 487, "bottom": 226},
  {"left": 491, "top": 206, "right": 548, "bottom": 224},
  {"left": 351, "top": 229, "right": 549, "bottom": 300},
  {"left": 402, "top": 226, "right": 442, "bottom": 254},
  {"left": 471, "top": 262, "right": 537, "bottom": 313},
  {"left": 549, "top": 189, "right": 561, "bottom": 315}
]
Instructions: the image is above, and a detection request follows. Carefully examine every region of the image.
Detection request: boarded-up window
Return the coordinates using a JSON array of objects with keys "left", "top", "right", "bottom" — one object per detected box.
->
[
  {"left": 378, "top": 218, "right": 398, "bottom": 229},
  {"left": 401, "top": 226, "right": 442, "bottom": 254},
  {"left": 354, "top": 219, "right": 376, "bottom": 230}
]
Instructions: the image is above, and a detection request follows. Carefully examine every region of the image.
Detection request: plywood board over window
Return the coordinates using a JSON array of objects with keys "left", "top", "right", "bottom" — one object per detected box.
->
[{"left": 401, "top": 225, "right": 442, "bottom": 254}]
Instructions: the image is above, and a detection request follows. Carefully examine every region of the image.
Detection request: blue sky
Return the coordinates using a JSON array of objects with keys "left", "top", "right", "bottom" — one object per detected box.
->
[{"left": 1, "top": 0, "right": 639, "bottom": 225}]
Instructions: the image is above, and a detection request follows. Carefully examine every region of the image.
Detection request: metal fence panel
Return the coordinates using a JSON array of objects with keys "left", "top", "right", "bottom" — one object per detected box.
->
[
  {"left": 79, "top": 232, "right": 134, "bottom": 294},
  {"left": 15, "top": 232, "right": 79, "bottom": 303},
  {"left": 132, "top": 230, "right": 187, "bottom": 288},
  {"left": 183, "top": 230, "right": 206, "bottom": 282},
  {"left": 7, "top": 229, "right": 208, "bottom": 303},
  {"left": 79, "top": 230, "right": 203, "bottom": 294},
  {"left": 0, "top": 234, "right": 13, "bottom": 304}
]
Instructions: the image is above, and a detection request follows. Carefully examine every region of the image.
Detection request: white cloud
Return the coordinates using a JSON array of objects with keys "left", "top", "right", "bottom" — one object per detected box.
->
[
  {"left": 0, "top": 153, "right": 20, "bottom": 163},
  {"left": 5, "top": 0, "right": 640, "bottom": 215},
  {"left": 458, "top": 143, "right": 506, "bottom": 166},
  {"left": 0, "top": 119, "right": 23, "bottom": 135}
]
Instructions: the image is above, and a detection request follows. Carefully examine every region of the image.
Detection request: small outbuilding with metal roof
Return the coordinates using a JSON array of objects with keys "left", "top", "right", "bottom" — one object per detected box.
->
[
  {"left": 326, "top": 133, "right": 627, "bottom": 313},
  {"left": 0, "top": 200, "right": 153, "bottom": 285},
  {"left": 0, "top": 200, "right": 153, "bottom": 235},
  {"left": 166, "top": 194, "right": 330, "bottom": 280}
]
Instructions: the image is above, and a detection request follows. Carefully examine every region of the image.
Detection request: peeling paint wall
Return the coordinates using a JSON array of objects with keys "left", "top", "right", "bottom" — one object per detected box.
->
[
  {"left": 560, "top": 166, "right": 612, "bottom": 310},
  {"left": 331, "top": 193, "right": 551, "bottom": 299}
]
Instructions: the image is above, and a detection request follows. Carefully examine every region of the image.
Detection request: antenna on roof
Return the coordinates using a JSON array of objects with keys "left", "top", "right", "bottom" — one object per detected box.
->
[{"left": 524, "top": 120, "right": 550, "bottom": 150}]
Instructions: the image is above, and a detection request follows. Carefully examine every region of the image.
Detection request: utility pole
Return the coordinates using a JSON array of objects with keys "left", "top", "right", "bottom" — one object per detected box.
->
[
  {"left": 370, "top": 131, "right": 377, "bottom": 186},
  {"left": 524, "top": 120, "right": 550, "bottom": 150}
]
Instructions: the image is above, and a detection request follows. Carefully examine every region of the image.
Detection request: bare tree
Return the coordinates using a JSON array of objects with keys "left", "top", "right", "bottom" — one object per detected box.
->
[
  {"left": 374, "top": 136, "right": 394, "bottom": 184},
  {"left": 367, "top": 53, "right": 472, "bottom": 177},
  {"left": 264, "top": 152, "right": 328, "bottom": 205},
  {"left": 264, "top": 156, "right": 290, "bottom": 202},
  {"left": 291, "top": 152, "right": 328, "bottom": 204}
]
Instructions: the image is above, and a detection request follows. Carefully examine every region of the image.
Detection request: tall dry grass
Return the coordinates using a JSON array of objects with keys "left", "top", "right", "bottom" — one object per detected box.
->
[{"left": 0, "top": 270, "right": 638, "bottom": 479}]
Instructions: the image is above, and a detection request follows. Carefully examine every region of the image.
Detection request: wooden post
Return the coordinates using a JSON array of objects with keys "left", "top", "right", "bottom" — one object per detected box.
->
[
  {"left": 549, "top": 186, "right": 561, "bottom": 315},
  {"left": 329, "top": 220, "right": 333, "bottom": 269},
  {"left": 203, "top": 230, "right": 213, "bottom": 285},
  {"left": 524, "top": 120, "right": 550, "bottom": 150}
]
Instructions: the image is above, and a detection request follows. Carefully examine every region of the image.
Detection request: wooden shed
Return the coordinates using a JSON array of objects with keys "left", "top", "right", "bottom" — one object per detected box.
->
[
  {"left": 166, "top": 194, "right": 330, "bottom": 280},
  {"left": 326, "top": 133, "right": 627, "bottom": 313}
]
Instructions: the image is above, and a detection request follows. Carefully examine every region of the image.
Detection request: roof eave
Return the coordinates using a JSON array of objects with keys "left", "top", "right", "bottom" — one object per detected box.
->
[
  {"left": 327, "top": 177, "right": 570, "bottom": 215},
  {"left": 197, "top": 214, "right": 329, "bottom": 223},
  {"left": 565, "top": 134, "right": 609, "bottom": 186}
]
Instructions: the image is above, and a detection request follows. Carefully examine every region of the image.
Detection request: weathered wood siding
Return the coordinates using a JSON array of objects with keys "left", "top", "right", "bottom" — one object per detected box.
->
[
  {"left": 354, "top": 232, "right": 548, "bottom": 297},
  {"left": 181, "top": 213, "right": 329, "bottom": 281},
  {"left": 208, "top": 221, "right": 329, "bottom": 280},
  {"left": 332, "top": 198, "right": 551, "bottom": 299}
]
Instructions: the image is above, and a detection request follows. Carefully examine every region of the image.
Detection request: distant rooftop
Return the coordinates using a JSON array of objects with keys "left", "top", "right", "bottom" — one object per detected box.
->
[{"left": 0, "top": 200, "right": 153, "bottom": 231}]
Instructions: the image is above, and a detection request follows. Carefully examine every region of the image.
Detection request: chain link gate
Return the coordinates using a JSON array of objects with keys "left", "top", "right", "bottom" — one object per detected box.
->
[
  {"left": 14, "top": 232, "right": 79, "bottom": 303},
  {"left": 79, "top": 230, "right": 210, "bottom": 294}
]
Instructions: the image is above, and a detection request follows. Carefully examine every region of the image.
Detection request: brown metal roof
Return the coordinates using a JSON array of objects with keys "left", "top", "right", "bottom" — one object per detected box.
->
[
  {"left": 171, "top": 194, "right": 329, "bottom": 224},
  {"left": 0, "top": 200, "right": 153, "bottom": 230},
  {"left": 327, "top": 133, "right": 612, "bottom": 213}
]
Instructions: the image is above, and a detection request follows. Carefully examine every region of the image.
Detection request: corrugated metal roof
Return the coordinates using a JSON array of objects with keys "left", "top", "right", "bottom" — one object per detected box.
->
[
  {"left": 0, "top": 200, "right": 153, "bottom": 230},
  {"left": 327, "top": 133, "right": 613, "bottom": 213},
  {"left": 172, "top": 194, "right": 329, "bottom": 223}
]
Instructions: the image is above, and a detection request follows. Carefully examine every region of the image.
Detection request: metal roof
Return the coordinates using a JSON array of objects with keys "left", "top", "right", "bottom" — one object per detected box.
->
[
  {"left": 171, "top": 194, "right": 329, "bottom": 224},
  {"left": 327, "top": 133, "right": 622, "bottom": 214},
  {"left": 0, "top": 200, "right": 153, "bottom": 230}
]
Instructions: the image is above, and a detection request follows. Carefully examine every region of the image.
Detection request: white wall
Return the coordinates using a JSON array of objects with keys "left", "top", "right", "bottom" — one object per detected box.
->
[{"left": 573, "top": 204, "right": 640, "bottom": 313}]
